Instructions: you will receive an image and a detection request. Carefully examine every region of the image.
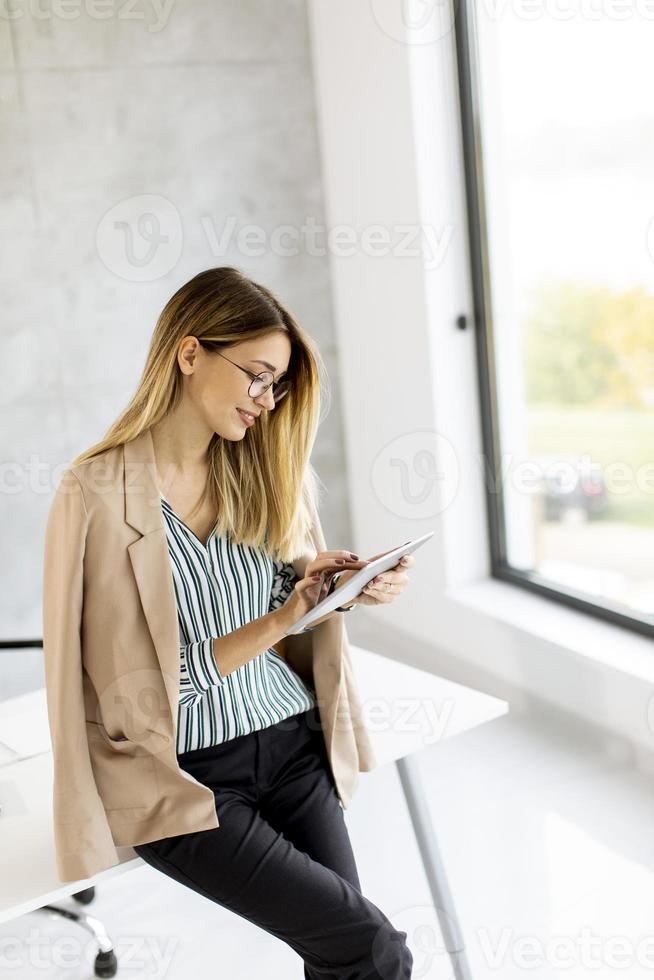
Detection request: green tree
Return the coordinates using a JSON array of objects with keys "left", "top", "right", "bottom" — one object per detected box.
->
[{"left": 523, "top": 281, "right": 654, "bottom": 409}]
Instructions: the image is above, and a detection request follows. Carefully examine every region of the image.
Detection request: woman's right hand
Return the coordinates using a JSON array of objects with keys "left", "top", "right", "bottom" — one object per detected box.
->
[{"left": 283, "top": 550, "right": 370, "bottom": 622}]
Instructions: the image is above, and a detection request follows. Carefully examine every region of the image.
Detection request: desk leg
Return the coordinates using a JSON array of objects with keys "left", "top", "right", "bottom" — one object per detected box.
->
[{"left": 395, "top": 754, "right": 474, "bottom": 980}]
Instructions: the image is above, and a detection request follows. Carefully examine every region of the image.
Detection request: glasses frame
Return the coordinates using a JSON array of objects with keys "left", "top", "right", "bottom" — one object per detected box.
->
[{"left": 198, "top": 343, "right": 291, "bottom": 404}]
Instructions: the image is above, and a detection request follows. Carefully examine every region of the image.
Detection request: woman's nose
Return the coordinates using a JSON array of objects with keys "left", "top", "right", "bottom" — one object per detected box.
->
[{"left": 256, "top": 385, "right": 277, "bottom": 411}]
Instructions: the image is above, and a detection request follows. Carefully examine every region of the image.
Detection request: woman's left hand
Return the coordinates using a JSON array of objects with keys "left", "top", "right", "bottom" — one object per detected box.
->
[{"left": 335, "top": 550, "right": 415, "bottom": 607}]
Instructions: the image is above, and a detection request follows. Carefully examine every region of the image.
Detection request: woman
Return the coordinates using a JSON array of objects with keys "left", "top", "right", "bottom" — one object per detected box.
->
[{"left": 42, "top": 266, "right": 415, "bottom": 979}]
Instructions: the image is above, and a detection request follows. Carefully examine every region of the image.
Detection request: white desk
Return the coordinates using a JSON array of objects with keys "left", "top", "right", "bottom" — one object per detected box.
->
[
  {"left": 354, "top": 648, "right": 508, "bottom": 980},
  {"left": 0, "top": 647, "right": 508, "bottom": 979},
  {"left": 0, "top": 690, "right": 141, "bottom": 925}
]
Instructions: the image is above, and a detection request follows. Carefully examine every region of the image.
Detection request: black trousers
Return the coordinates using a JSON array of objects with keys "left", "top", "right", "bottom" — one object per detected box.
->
[{"left": 133, "top": 704, "right": 413, "bottom": 979}]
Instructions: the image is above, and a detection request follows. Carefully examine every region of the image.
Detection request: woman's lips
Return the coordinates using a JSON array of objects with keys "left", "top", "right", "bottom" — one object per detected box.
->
[{"left": 237, "top": 408, "right": 256, "bottom": 427}]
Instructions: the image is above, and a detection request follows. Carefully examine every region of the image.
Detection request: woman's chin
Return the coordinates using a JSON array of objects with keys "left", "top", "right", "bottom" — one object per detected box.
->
[{"left": 213, "top": 419, "right": 248, "bottom": 440}]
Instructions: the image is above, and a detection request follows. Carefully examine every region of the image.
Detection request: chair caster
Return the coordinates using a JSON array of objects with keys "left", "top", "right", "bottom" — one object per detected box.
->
[
  {"left": 38, "top": 903, "right": 118, "bottom": 978},
  {"left": 72, "top": 885, "right": 96, "bottom": 905},
  {"left": 95, "top": 949, "right": 118, "bottom": 978}
]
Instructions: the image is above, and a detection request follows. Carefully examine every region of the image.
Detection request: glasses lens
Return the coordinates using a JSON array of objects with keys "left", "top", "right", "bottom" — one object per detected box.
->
[
  {"left": 249, "top": 373, "right": 273, "bottom": 397},
  {"left": 273, "top": 380, "right": 290, "bottom": 402},
  {"left": 250, "top": 373, "right": 291, "bottom": 403}
]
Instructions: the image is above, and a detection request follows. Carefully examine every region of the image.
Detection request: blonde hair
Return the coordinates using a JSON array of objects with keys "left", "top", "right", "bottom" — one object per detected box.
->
[{"left": 71, "top": 266, "right": 329, "bottom": 562}]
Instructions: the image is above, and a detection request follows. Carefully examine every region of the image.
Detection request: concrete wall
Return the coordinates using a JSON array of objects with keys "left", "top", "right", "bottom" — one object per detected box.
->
[{"left": 1, "top": 0, "right": 351, "bottom": 648}]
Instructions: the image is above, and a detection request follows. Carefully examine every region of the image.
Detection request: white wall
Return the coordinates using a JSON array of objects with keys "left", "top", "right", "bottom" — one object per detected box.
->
[{"left": 307, "top": 0, "right": 654, "bottom": 769}]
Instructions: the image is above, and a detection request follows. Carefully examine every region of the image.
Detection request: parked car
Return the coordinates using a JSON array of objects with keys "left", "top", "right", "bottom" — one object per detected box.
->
[{"left": 531, "top": 454, "right": 608, "bottom": 521}]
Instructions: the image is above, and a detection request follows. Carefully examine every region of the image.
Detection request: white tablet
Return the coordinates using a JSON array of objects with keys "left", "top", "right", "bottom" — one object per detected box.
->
[{"left": 283, "top": 530, "right": 434, "bottom": 635}]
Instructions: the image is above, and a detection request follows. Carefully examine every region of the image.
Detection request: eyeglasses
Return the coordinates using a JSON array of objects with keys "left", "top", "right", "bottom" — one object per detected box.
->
[{"left": 209, "top": 347, "right": 291, "bottom": 403}]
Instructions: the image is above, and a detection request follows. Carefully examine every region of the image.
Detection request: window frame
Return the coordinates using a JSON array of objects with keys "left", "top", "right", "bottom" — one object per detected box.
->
[{"left": 453, "top": 0, "right": 654, "bottom": 640}]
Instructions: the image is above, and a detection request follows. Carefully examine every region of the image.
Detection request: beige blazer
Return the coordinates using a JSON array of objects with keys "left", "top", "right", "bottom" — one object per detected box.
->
[{"left": 42, "top": 426, "right": 378, "bottom": 883}]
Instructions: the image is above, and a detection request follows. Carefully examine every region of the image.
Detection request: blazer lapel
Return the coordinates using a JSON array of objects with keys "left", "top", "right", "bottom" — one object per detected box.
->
[{"left": 123, "top": 428, "right": 182, "bottom": 723}]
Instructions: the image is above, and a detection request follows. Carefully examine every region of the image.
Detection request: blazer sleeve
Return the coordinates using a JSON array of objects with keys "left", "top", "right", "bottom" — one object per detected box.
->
[{"left": 42, "top": 468, "right": 120, "bottom": 883}]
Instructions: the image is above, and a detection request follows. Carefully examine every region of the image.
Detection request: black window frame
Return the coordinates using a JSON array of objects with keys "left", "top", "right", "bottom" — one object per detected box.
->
[{"left": 453, "top": 0, "right": 654, "bottom": 640}]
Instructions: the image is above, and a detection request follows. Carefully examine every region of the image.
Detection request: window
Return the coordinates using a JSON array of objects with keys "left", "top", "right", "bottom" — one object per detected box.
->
[{"left": 456, "top": 2, "right": 654, "bottom": 636}]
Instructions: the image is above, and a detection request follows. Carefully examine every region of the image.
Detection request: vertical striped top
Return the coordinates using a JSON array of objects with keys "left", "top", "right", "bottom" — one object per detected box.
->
[{"left": 159, "top": 491, "right": 316, "bottom": 754}]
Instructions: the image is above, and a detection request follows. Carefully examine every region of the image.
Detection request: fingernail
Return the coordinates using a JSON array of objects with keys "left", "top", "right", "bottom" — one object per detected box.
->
[{"left": 349, "top": 553, "right": 359, "bottom": 559}]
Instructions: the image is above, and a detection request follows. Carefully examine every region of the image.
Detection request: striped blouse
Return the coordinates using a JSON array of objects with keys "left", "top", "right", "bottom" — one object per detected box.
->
[{"left": 159, "top": 491, "right": 316, "bottom": 754}]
